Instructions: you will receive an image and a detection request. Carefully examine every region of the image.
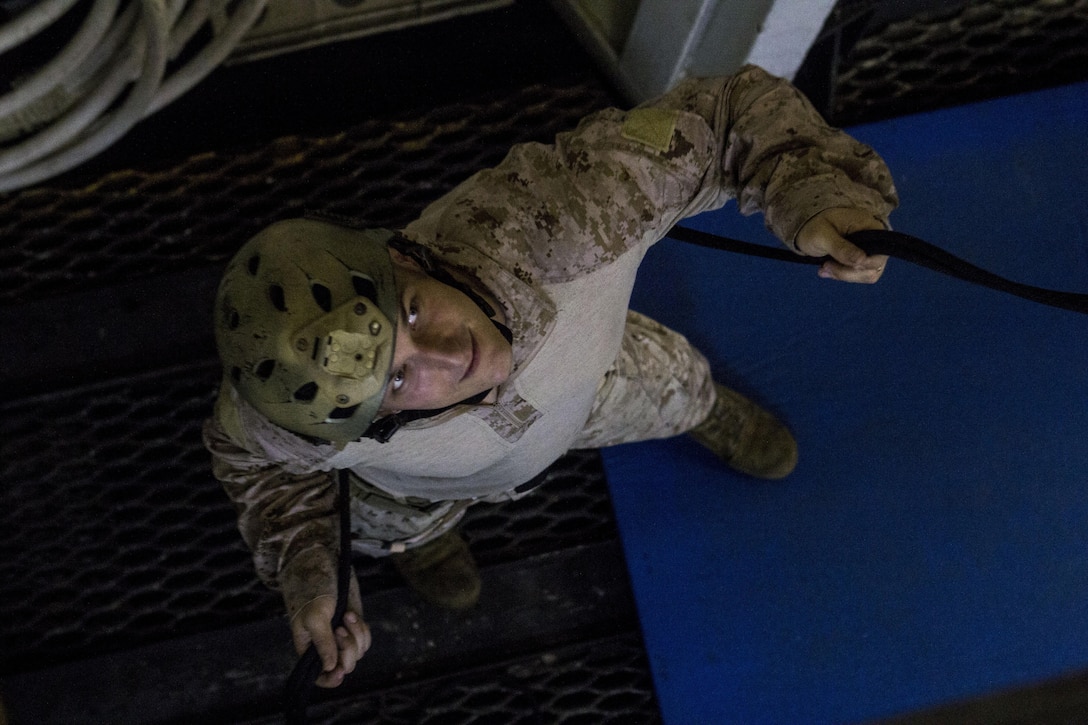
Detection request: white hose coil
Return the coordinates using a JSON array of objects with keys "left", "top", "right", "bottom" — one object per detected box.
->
[
  {"left": 0, "top": 0, "right": 269, "bottom": 193},
  {"left": 0, "top": 0, "right": 82, "bottom": 54}
]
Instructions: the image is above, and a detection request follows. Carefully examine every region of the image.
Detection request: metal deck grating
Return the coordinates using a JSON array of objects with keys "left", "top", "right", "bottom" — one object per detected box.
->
[
  {"left": 801, "top": 0, "right": 1088, "bottom": 125},
  {"left": 0, "top": 78, "right": 614, "bottom": 306},
  {"left": 834, "top": 0, "right": 1088, "bottom": 124},
  {"left": 0, "top": 357, "right": 616, "bottom": 674},
  {"left": 246, "top": 634, "right": 661, "bottom": 725},
  {"left": 0, "top": 70, "right": 620, "bottom": 676}
]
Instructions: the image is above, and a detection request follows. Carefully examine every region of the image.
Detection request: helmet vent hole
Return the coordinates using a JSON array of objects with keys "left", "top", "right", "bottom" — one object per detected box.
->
[
  {"left": 311, "top": 283, "right": 332, "bottom": 312},
  {"left": 255, "top": 359, "right": 276, "bottom": 381},
  {"left": 328, "top": 404, "right": 360, "bottom": 420},
  {"left": 351, "top": 274, "right": 378, "bottom": 303},
  {"left": 293, "top": 382, "right": 319, "bottom": 402},
  {"left": 227, "top": 308, "right": 240, "bottom": 330},
  {"left": 268, "top": 284, "right": 287, "bottom": 311},
  {"left": 247, "top": 254, "right": 260, "bottom": 275}
]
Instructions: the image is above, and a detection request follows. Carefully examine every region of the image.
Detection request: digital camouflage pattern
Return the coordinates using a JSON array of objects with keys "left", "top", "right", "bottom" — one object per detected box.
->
[{"left": 203, "top": 66, "right": 898, "bottom": 619}]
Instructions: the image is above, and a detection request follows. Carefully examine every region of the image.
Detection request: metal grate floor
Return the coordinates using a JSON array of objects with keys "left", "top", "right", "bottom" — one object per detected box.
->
[
  {"left": 246, "top": 634, "right": 661, "bottom": 725},
  {"left": 0, "top": 358, "right": 617, "bottom": 674},
  {"left": 0, "top": 5, "right": 641, "bottom": 721},
  {"left": 797, "top": 0, "right": 1088, "bottom": 124},
  {"left": 0, "top": 81, "right": 613, "bottom": 306}
]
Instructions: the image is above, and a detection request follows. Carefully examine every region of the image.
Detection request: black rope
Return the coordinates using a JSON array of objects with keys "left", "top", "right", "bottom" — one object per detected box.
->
[
  {"left": 665, "top": 226, "right": 1088, "bottom": 315},
  {"left": 284, "top": 469, "right": 353, "bottom": 725}
]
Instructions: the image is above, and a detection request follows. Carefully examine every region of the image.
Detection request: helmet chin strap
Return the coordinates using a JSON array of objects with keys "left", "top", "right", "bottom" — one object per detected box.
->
[{"left": 364, "top": 236, "right": 514, "bottom": 443}]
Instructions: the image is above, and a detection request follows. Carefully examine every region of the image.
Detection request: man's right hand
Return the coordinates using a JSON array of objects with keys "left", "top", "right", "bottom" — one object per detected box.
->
[
  {"left": 289, "top": 578, "right": 371, "bottom": 688},
  {"left": 794, "top": 207, "right": 889, "bottom": 284}
]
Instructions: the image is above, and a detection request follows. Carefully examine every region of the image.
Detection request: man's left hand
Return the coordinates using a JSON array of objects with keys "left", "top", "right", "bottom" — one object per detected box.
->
[{"left": 794, "top": 207, "right": 888, "bottom": 284}]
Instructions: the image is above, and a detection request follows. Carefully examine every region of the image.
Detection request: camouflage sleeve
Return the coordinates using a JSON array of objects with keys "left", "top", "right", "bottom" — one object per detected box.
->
[
  {"left": 419, "top": 65, "right": 896, "bottom": 280},
  {"left": 201, "top": 410, "right": 342, "bottom": 622},
  {"left": 660, "top": 65, "right": 899, "bottom": 244}
]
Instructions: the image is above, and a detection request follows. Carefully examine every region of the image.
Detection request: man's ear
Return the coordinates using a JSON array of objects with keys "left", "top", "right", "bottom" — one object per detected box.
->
[{"left": 389, "top": 247, "right": 423, "bottom": 270}]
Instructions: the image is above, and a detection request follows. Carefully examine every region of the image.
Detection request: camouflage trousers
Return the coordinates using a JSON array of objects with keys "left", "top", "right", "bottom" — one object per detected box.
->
[{"left": 348, "top": 310, "right": 716, "bottom": 557}]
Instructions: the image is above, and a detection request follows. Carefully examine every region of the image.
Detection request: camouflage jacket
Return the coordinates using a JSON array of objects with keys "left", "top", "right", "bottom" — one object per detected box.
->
[{"left": 203, "top": 65, "right": 898, "bottom": 618}]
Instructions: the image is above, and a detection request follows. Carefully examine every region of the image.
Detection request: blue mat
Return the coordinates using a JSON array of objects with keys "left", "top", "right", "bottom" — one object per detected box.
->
[{"left": 603, "top": 81, "right": 1088, "bottom": 724}]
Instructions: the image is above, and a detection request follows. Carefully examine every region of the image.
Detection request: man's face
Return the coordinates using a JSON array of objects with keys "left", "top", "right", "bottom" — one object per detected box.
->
[{"left": 379, "top": 250, "right": 513, "bottom": 414}]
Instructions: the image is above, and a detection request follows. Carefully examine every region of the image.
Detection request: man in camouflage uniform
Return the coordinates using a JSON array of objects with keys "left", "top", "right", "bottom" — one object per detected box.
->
[{"left": 204, "top": 65, "right": 897, "bottom": 687}]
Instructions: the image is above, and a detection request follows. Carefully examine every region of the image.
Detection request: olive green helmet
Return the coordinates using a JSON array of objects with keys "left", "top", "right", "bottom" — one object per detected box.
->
[{"left": 214, "top": 218, "right": 399, "bottom": 444}]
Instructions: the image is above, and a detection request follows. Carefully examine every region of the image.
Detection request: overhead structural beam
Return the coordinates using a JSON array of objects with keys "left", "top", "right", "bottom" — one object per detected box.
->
[
  {"left": 742, "top": 0, "right": 838, "bottom": 80},
  {"left": 548, "top": 0, "right": 836, "bottom": 102}
]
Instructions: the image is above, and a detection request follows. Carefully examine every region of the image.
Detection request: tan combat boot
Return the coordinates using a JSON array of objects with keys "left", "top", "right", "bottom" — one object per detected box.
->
[
  {"left": 392, "top": 530, "right": 481, "bottom": 610},
  {"left": 688, "top": 382, "right": 798, "bottom": 480}
]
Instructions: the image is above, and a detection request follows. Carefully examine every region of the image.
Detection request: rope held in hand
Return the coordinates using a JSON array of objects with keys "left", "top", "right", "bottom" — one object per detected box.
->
[
  {"left": 665, "top": 226, "right": 1088, "bottom": 315},
  {"left": 284, "top": 469, "right": 352, "bottom": 725}
]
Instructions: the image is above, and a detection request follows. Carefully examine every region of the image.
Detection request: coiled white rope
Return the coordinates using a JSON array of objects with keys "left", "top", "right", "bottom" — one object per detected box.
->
[
  {"left": 0, "top": 0, "right": 268, "bottom": 193},
  {"left": 0, "top": 0, "right": 82, "bottom": 54}
]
